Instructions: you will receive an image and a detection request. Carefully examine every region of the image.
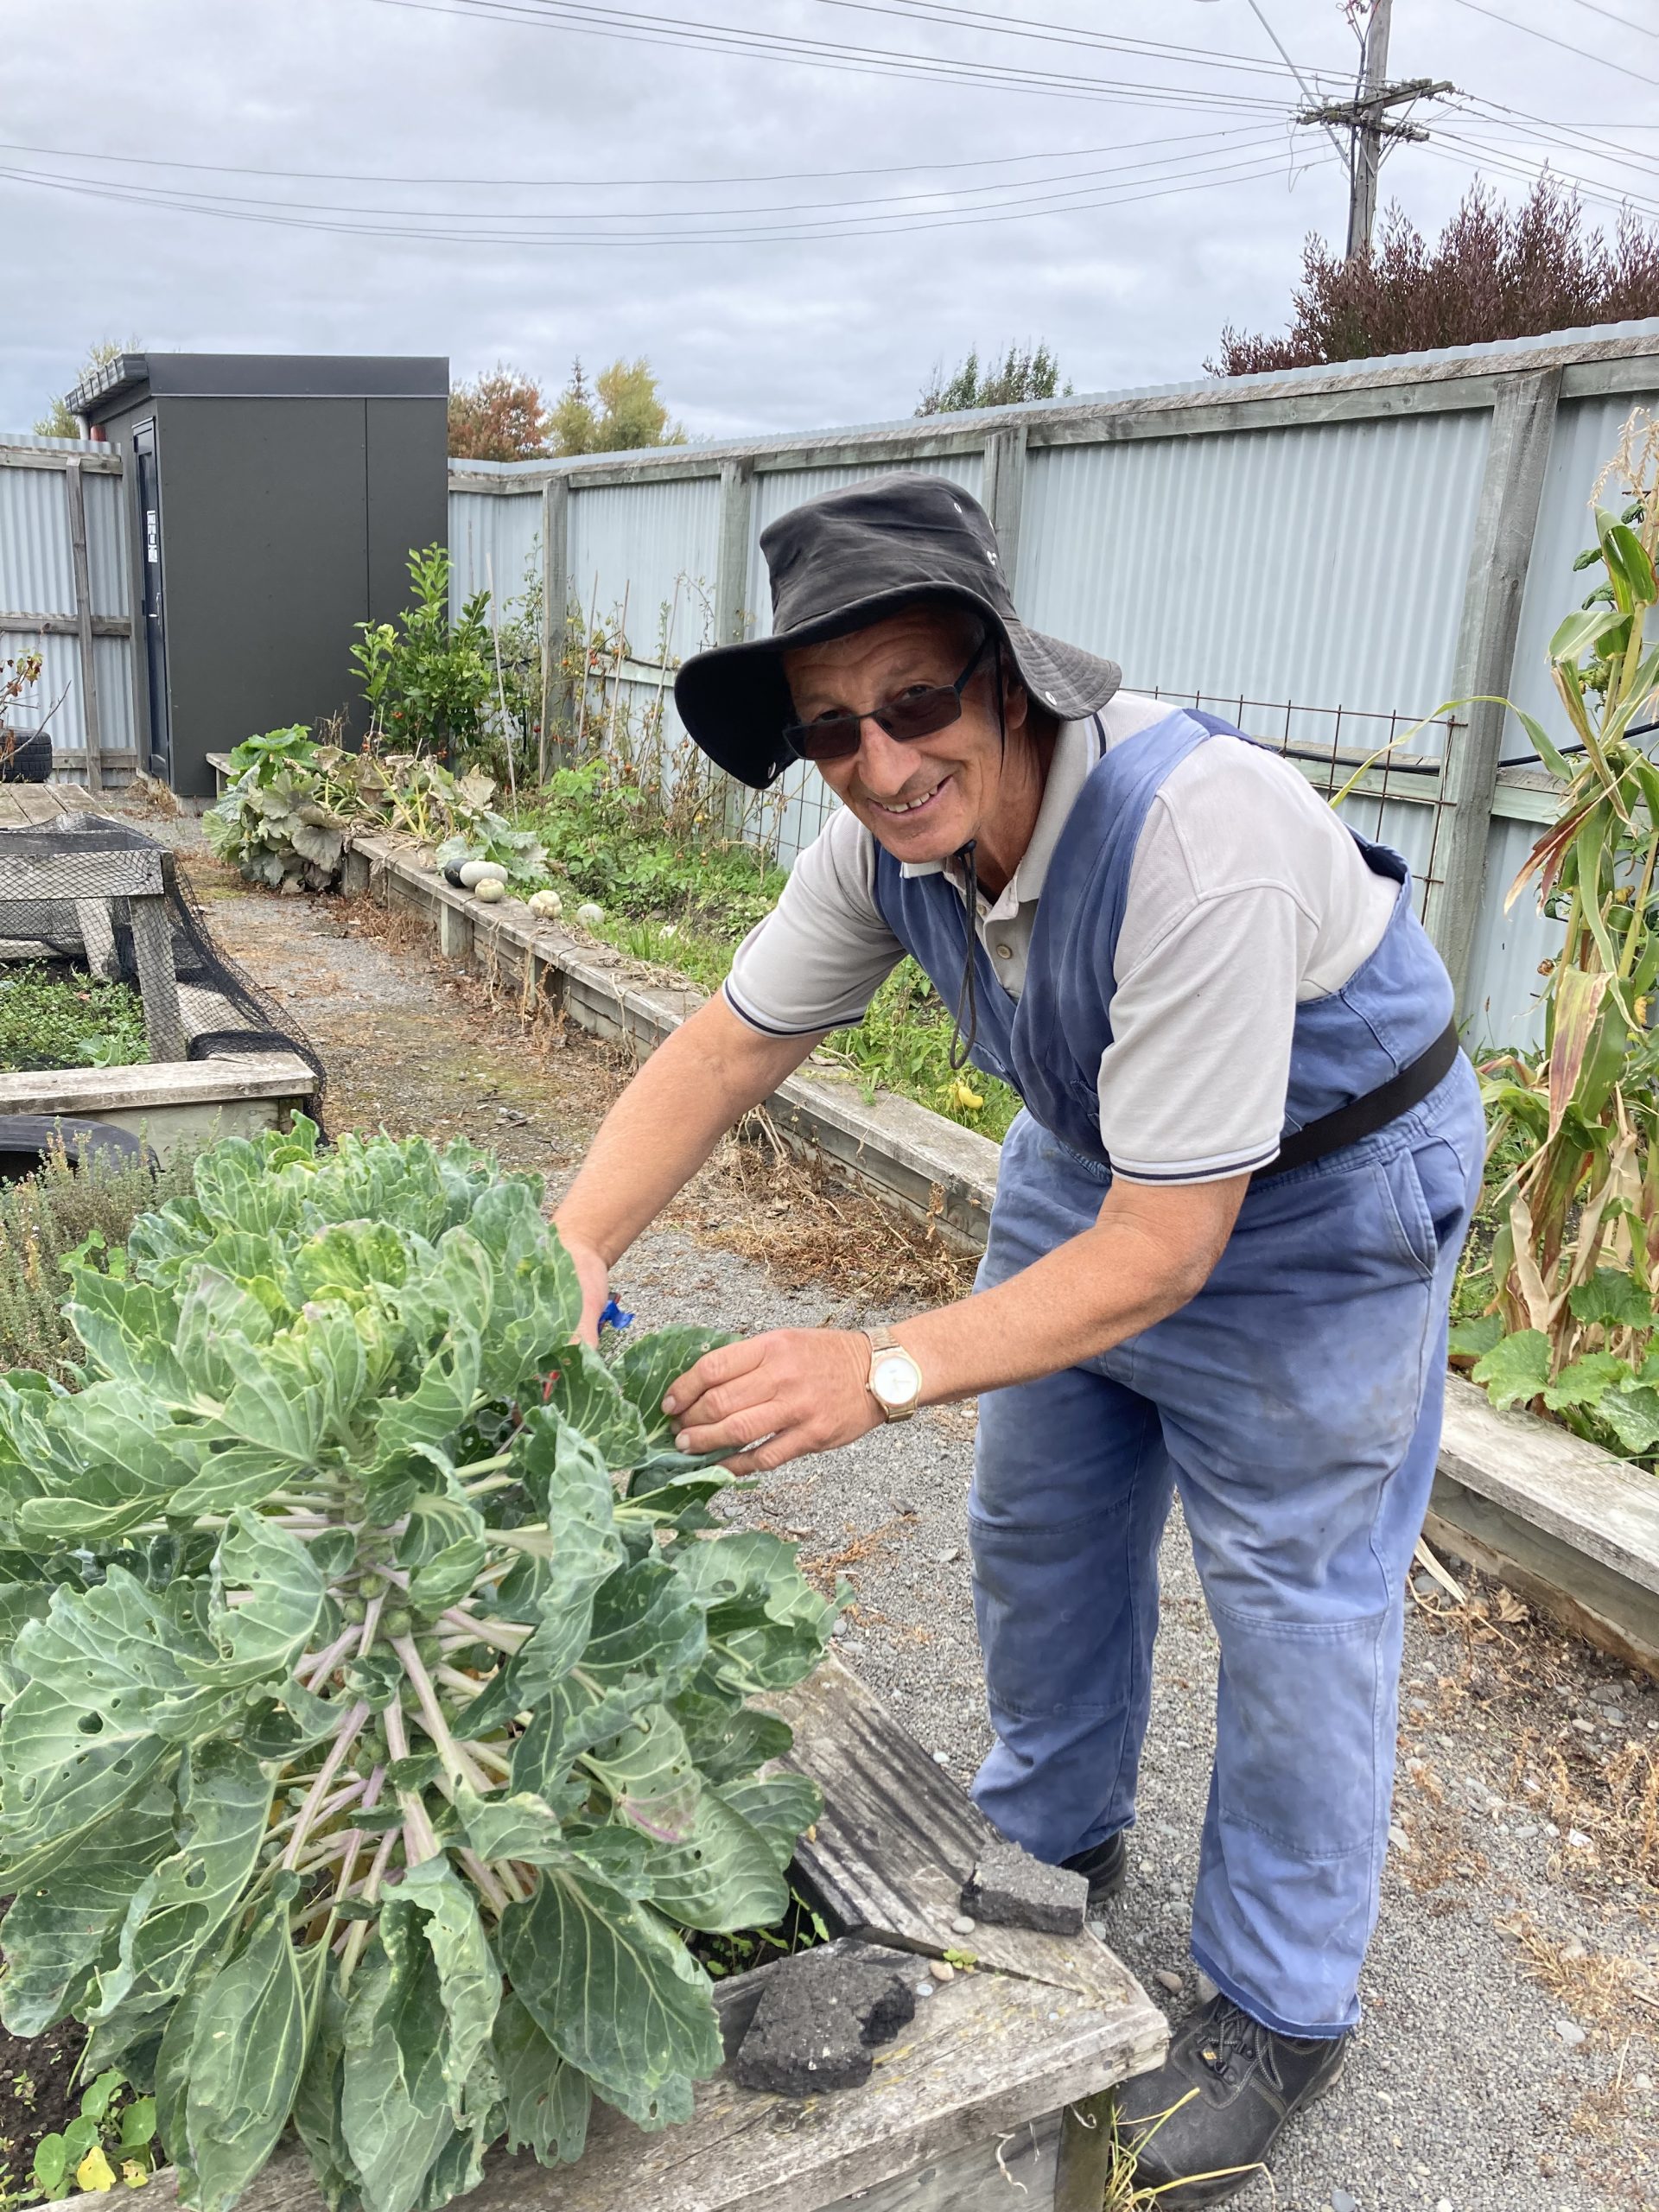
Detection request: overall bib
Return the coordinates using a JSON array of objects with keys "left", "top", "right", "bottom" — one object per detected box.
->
[{"left": 874, "top": 709, "right": 1485, "bottom": 2035}]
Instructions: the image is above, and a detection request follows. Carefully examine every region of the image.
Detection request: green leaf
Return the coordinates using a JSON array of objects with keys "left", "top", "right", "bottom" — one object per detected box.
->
[
  {"left": 1446, "top": 1313, "right": 1504, "bottom": 1360},
  {"left": 543, "top": 1344, "right": 649, "bottom": 1469},
  {"left": 340, "top": 1895, "right": 454, "bottom": 2212},
  {"left": 183, "top": 1884, "right": 312, "bottom": 2212},
  {"left": 1543, "top": 1351, "right": 1628, "bottom": 1412},
  {"left": 492, "top": 1993, "right": 590, "bottom": 2164},
  {"left": 92, "top": 1742, "right": 274, "bottom": 2019},
  {"left": 670, "top": 1684, "right": 794, "bottom": 1785},
  {"left": 79, "top": 2069, "right": 126, "bottom": 2125},
  {"left": 1567, "top": 1268, "right": 1655, "bottom": 1332},
  {"left": 611, "top": 1327, "right": 739, "bottom": 1450},
  {"left": 717, "top": 1774, "right": 823, "bottom": 1874},
  {"left": 195, "top": 1510, "right": 324, "bottom": 1690},
  {"left": 498, "top": 1866, "right": 721, "bottom": 2129},
  {"left": 1598, "top": 1382, "right": 1659, "bottom": 1456},
  {"left": 0, "top": 1777, "right": 175, "bottom": 2034},
  {"left": 1471, "top": 1329, "right": 1551, "bottom": 1411}
]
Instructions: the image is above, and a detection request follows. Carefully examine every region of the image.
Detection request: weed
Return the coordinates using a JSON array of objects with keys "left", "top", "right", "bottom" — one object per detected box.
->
[
  {"left": 0, "top": 1138, "right": 198, "bottom": 1379},
  {"left": 0, "top": 965, "right": 147, "bottom": 1075}
]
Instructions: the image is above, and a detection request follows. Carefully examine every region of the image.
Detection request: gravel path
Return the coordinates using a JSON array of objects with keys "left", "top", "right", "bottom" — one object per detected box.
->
[{"left": 180, "top": 832, "right": 1659, "bottom": 2212}]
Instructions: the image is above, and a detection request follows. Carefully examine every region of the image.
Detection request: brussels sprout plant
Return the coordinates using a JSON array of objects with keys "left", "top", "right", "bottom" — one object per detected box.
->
[{"left": 0, "top": 1124, "right": 835, "bottom": 2212}]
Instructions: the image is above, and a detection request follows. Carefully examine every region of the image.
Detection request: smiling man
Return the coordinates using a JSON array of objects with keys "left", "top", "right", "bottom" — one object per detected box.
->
[{"left": 552, "top": 474, "right": 1483, "bottom": 2205}]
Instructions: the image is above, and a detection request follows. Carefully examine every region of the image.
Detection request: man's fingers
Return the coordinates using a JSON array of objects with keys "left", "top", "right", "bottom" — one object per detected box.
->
[
  {"left": 672, "top": 1399, "right": 784, "bottom": 1457},
  {"left": 721, "top": 1430, "right": 809, "bottom": 1478},
  {"left": 663, "top": 1337, "right": 766, "bottom": 1417}
]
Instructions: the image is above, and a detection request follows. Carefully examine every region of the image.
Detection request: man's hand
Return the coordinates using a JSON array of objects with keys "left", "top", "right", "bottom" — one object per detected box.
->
[
  {"left": 559, "top": 1231, "right": 612, "bottom": 1347},
  {"left": 663, "top": 1330, "right": 881, "bottom": 1476}
]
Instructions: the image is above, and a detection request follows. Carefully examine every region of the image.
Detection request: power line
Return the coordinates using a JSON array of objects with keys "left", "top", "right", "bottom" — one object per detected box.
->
[
  {"left": 1425, "top": 130, "right": 1659, "bottom": 223},
  {"left": 1565, "top": 0, "right": 1659, "bottom": 41},
  {"left": 0, "top": 129, "right": 1299, "bottom": 230},
  {"left": 0, "top": 121, "right": 1271, "bottom": 198},
  {"left": 799, "top": 0, "right": 1343, "bottom": 86},
  {"left": 1448, "top": 0, "right": 1659, "bottom": 91},
  {"left": 1, "top": 143, "right": 1333, "bottom": 249},
  {"left": 368, "top": 0, "right": 1306, "bottom": 116},
  {"left": 0, "top": 131, "right": 1224, "bottom": 191}
]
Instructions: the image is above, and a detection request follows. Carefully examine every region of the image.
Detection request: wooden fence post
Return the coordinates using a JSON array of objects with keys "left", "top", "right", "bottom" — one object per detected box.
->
[
  {"left": 1433, "top": 367, "right": 1561, "bottom": 1014},
  {"left": 715, "top": 457, "right": 756, "bottom": 645},
  {"left": 982, "top": 423, "right": 1029, "bottom": 592},
  {"left": 540, "top": 473, "right": 570, "bottom": 770}
]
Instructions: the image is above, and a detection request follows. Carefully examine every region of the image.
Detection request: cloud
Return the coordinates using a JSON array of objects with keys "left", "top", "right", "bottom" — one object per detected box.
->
[{"left": 3, "top": 0, "right": 1653, "bottom": 436}]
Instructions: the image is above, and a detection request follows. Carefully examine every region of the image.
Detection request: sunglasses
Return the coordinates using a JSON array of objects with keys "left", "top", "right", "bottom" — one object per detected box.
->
[{"left": 782, "top": 633, "right": 994, "bottom": 764}]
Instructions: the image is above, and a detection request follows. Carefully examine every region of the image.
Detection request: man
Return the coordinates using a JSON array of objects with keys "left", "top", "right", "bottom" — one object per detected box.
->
[{"left": 553, "top": 474, "right": 1483, "bottom": 2206}]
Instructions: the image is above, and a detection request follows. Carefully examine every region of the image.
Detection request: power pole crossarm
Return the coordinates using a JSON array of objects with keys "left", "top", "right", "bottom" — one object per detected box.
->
[{"left": 1291, "top": 0, "right": 1455, "bottom": 261}]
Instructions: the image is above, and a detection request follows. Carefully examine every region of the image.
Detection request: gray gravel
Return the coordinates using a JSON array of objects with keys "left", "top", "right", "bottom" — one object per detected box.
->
[
  {"left": 182, "top": 839, "right": 1657, "bottom": 2212},
  {"left": 620, "top": 1231, "right": 1659, "bottom": 2212}
]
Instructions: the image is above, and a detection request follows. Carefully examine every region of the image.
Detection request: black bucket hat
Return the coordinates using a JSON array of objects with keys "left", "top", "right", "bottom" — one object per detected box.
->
[{"left": 674, "top": 473, "right": 1122, "bottom": 789}]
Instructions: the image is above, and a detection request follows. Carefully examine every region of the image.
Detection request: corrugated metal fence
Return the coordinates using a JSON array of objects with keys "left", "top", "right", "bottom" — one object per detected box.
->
[
  {"left": 0, "top": 431, "right": 136, "bottom": 790},
  {"left": 450, "top": 321, "right": 1659, "bottom": 1050}
]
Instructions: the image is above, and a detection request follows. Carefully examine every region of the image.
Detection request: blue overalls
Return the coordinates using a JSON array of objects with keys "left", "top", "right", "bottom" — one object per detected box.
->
[{"left": 874, "top": 709, "right": 1485, "bottom": 2036}]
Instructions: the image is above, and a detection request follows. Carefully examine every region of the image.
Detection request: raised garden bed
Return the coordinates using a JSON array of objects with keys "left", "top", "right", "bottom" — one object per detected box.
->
[
  {"left": 113, "top": 1656, "right": 1160, "bottom": 2212},
  {"left": 0, "top": 798, "right": 319, "bottom": 1161},
  {"left": 332, "top": 829, "right": 1659, "bottom": 1681}
]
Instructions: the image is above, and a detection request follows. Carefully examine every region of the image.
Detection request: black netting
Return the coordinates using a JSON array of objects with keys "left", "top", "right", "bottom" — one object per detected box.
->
[{"left": 1, "top": 813, "right": 326, "bottom": 1130}]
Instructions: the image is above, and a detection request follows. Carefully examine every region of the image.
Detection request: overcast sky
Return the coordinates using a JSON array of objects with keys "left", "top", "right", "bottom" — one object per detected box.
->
[{"left": 4, "top": 0, "right": 1656, "bottom": 439}]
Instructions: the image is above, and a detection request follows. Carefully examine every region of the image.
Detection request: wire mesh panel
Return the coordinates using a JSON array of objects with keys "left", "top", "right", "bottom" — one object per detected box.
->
[{"left": 1136, "top": 685, "right": 1462, "bottom": 937}]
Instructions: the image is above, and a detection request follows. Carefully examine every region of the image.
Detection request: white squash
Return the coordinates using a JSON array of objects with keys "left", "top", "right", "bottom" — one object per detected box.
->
[
  {"left": 575, "top": 901, "right": 605, "bottom": 929},
  {"left": 457, "top": 858, "right": 494, "bottom": 889},
  {"left": 474, "top": 877, "right": 507, "bottom": 904},
  {"left": 526, "top": 887, "right": 563, "bottom": 919}
]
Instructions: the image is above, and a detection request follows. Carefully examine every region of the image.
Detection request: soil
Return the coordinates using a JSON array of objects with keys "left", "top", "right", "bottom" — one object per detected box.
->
[{"left": 0, "top": 2020, "right": 86, "bottom": 2194}]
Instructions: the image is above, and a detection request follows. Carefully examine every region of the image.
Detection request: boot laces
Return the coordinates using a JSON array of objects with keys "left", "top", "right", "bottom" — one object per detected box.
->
[{"left": 1196, "top": 2000, "right": 1269, "bottom": 2087}]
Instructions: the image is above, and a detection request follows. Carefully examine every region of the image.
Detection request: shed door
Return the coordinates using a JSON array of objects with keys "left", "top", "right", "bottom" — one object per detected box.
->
[{"left": 131, "top": 419, "right": 171, "bottom": 780}]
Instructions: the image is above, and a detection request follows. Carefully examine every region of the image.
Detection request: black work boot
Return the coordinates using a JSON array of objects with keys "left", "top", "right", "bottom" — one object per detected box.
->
[
  {"left": 1115, "top": 1993, "right": 1350, "bottom": 2209},
  {"left": 1061, "top": 1828, "right": 1128, "bottom": 1905}
]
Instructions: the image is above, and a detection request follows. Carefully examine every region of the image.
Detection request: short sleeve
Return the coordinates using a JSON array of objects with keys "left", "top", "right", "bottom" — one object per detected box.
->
[{"left": 723, "top": 806, "right": 905, "bottom": 1037}]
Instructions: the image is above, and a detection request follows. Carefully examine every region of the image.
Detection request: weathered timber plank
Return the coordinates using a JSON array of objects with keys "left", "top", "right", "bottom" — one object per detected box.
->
[
  {"left": 0, "top": 611, "right": 132, "bottom": 637},
  {"left": 0, "top": 1052, "right": 317, "bottom": 1117},
  {"left": 1438, "top": 1374, "right": 1659, "bottom": 1598},
  {"left": 73, "top": 899, "right": 119, "bottom": 978},
  {"left": 129, "top": 893, "right": 186, "bottom": 1060},
  {"left": 770, "top": 1660, "right": 1156, "bottom": 2023}
]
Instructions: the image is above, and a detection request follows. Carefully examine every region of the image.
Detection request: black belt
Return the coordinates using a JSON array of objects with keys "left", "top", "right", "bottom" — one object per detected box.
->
[{"left": 1264, "top": 1020, "right": 1463, "bottom": 1179}]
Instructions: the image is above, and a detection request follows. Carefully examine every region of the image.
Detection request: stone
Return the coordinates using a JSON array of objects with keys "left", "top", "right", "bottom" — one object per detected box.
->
[
  {"left": 928, "top": 1959, "right": 954, "bottom": 1982},
  {"left": 1567, "top": 1828, "right": 1592, "bottom": 1849},
  {"left": 732, "top": 1942, "right": 918, "bottom": 2097},
  {"left": 931, "top": 1751, "right": 951, "bottom": 1767},
  {"left": 1154, "top": 1968, "right": 1184, "bottom": 1994},
  {"left": 962, "top": 1836, "right": 1089, "bottom": 1936},
  {"left": 935, "top": 1545, "right": 962, "bottom": 1564},
  {"left": 1331, "top": 2190, "right": 1360, "bottom": 2212},
  {"left": 1388, "top": 1822, "right": 1411, "bottom": 1852},
  {"left": 1553, "top": 2019, "right": 1587, "bottom": 2049},
  {"left": 950, "top": 1914, "right": 976, "bottom": 1935}
]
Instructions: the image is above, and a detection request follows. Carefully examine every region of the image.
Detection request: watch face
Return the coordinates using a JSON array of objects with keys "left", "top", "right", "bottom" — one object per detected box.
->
[{"left": 872, "top": 1352, "right": 918, "bottom": 1407}]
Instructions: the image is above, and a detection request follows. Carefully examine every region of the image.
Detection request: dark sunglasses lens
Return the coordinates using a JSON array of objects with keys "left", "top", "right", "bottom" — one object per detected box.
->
[
  {"left": 786, "top": 715, "right": 862, "bottom": 761},
  {"left": 879, "top": 688, "right": 961, "bottom": 742}
]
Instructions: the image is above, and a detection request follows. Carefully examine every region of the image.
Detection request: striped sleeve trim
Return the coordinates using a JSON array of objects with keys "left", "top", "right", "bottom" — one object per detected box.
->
[
  {"left": 1108, "top": 1138, "right": 1281, "bottom": 1186},
  {"left": 721, "top": 977, "right": 867, "bottom": 1040}
]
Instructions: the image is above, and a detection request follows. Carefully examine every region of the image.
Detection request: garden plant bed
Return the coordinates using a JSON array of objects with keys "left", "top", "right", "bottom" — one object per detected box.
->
[
  {"left": 338, "top": 824, "right": 1659, "bottom": 1681},
  {"left": 102, "top": 1657, "right": 1160, "bottom": 2212}
]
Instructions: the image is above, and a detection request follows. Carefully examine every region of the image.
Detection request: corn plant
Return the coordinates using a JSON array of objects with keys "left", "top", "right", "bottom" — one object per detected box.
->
[{"left": 1463, "top": 417, "right": 1659, "bottom": 1453}]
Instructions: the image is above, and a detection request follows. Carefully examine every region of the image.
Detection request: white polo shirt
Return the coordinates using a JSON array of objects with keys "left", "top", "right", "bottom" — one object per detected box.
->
[{"left": 723, "top": 694, "right": 1399, "bottom": 1183}]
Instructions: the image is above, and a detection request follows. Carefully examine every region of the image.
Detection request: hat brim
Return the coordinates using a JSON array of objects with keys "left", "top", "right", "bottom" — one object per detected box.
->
[{"left": 674, "top": 584, "right": 1122, "bottom": 790}]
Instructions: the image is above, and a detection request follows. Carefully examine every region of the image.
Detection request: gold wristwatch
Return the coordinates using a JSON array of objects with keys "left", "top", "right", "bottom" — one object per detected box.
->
[{"left": 865, "top": 1326, "right": 923, "bottom": 1421}]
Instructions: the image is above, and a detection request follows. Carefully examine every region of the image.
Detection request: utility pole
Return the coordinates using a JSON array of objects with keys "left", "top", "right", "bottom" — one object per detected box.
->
[{"left": 1296, "top": 0, "right": 1453, "bottom": 260}]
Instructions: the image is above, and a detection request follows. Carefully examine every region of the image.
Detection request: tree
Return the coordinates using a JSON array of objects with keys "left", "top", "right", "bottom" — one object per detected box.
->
[
  {"left": 1211, "top": 177, "right": 1659, "bottom": 377},
  {"left": 916, "top": 341, "right": 1071, "bottom": 416},
  {"left": 547, "top": 356, "right": 685, "bottom": 455},
  {"left": 448, "top": 364, "right": 549, "bottom": 460},
  {"left": 33, "top": 337, "right": 137, "bottom": 437}
]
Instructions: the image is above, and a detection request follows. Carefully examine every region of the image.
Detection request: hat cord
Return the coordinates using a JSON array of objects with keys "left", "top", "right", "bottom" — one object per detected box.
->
[{"left": 949, "top": 837, "right": 980, "bottom": 1073}]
